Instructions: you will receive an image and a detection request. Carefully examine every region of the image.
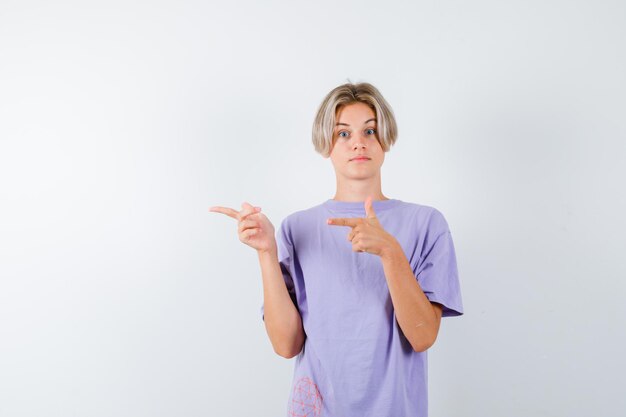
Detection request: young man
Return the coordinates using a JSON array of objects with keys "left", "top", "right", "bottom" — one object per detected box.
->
[{"left": 210, "top": 82, "right": 463, "bottom": 417}]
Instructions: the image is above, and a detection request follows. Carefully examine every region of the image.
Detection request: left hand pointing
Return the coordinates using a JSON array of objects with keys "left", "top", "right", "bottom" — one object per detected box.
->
[{"left": 327, "top": 195, "right": 398, "bottom": 257}]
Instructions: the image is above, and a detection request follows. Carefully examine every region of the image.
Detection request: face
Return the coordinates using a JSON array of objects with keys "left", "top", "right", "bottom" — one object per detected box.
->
[{"left": 328, "top": 102, "right": 385, "bottom": 181}]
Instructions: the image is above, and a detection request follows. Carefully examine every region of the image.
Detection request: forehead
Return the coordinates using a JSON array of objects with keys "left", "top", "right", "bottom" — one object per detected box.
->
[{"left": 335, "top": 102, "right": 376, "bottom": 123}]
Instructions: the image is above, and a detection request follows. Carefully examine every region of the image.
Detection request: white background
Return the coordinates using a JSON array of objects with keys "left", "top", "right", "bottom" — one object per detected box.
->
[{"left": 1, "top": 0, "right": 625, "bottom": 416}]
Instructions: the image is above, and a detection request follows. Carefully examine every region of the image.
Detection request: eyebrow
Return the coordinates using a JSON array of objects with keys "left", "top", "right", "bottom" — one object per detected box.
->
[{"left": 335, "top": 118, "right": 377, "bottom": 127}]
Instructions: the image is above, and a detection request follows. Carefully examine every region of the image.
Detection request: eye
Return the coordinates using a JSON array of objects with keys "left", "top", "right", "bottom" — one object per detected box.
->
[
  {"left": 338, "top": 131, "right": 349, "bottom": 138},
  {"left": 366, "top": 128, "right": 376, "bottom": 135}
]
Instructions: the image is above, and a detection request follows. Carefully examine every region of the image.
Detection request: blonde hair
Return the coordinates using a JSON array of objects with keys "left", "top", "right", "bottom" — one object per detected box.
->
[{"left": 312, "top": 82, "right": 398, "bottom": 157}]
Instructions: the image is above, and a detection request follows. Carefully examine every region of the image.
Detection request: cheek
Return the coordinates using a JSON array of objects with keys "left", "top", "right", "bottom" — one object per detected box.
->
[
  {"left": 329, "top": 142, "right": 347, "bottom": 157},
  {"left": 328, "top": 150, "right": 341, "bottom": 166},
  {"left": 372, "top": 142, "right": 385, "bottom": 158}
]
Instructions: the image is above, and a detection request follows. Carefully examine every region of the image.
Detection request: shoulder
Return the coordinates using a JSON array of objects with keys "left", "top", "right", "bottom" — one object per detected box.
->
[
  {"left": 278, "top": 202, "right": 326, "bottom": 234},
  {"left": 393, "top": 200, "right": 447, "bottom": 221},
  {"left": 394, "top": 200, "right": 451, "bottom": 234}
]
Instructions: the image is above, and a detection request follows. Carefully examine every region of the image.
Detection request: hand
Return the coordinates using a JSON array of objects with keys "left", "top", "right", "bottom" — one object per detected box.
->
[
  {"left": 209, "top": 202, "right": 277, "bottom": 254},
  {"left": 326, "top": 195, "right": 398, "bottom": 258}
]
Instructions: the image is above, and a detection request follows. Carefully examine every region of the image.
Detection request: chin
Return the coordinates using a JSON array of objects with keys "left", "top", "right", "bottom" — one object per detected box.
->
[{"left": 342, "top": 172, "right": 378, "bottom": 181}]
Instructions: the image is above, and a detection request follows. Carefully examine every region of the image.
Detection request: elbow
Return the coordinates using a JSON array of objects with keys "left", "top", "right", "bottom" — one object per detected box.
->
[
  {"left": 272, "top": 329, "right": 305, "bottom": 359},
  {"left": 265, "top": 313, "right": 305, "bottom": 358},
  {"left": 276, "top": 349, "right": 299, "bottom": 359},
  {"left": 412, "top": 343, "right": 432, "bottom": 353},
  {"left": 274, "top": 342, "right": 303, "bottom": 359},
  {"left": 411, "top": 333, "right": 438, "bottom": 353}
]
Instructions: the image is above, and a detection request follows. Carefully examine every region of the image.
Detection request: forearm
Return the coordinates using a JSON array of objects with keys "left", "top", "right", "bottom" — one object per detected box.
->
[
  {"left": 380, "top": 241, "right": 440, "bottom": 352},
  {"left": 258, "top": 248, "right": 304, "bottom": 358}
]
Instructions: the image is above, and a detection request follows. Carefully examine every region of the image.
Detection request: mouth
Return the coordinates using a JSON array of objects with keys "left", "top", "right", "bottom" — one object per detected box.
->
[{"left": 350, "top": 157, "right": 371, "bottom": 161}]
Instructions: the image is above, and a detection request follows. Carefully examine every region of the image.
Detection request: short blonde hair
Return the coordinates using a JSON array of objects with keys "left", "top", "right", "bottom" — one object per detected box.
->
[{"left": 312, "top": 82, "right": 398, "bottom": 157}]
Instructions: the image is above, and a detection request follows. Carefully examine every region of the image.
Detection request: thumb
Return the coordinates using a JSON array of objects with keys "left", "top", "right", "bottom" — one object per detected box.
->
[
  {"left": 364, "top": 195, "right": 377, "bottom": 219},
  {"left": 241, "top": 201, "right": 261, "bottom": 215}
]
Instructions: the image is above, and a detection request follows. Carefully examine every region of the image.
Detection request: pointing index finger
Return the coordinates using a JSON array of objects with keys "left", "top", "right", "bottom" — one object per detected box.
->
[
  {"left": 209, "top": 206, "right": 238, "bottom": 219},
  {"left": 209, "top": 204, "right": 261, "bottom": 221}
]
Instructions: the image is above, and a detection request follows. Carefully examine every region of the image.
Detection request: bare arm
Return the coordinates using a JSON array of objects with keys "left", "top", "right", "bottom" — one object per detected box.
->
[
  {"left": 380, "top": 242, "right": 443, "bottom": 352},
  {"left": 209, "top": 201, "right": 304, "bottom": 359},
  {"left": 258, "top": 246, "right": 305, "bottom": 359},
  {"left": 327, "top": 196, "right": 443, "bottom": 352}
]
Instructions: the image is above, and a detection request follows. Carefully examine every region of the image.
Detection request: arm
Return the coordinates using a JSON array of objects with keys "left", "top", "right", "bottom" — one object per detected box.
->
[
  {"left": 258, "top": 246, "right": 305, "bottom": 359},
  {"left": 326, "top": 196, "right": 444, "bottom": 352},
  {"left": 380, "top": 241, "right": 443, "bottom": 352},
  {"left": 208, "top": 202, "right": 304, "bottom": 359}
]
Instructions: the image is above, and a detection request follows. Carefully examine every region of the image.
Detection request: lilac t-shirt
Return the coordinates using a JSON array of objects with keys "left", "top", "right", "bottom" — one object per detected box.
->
[{"left": 260, "top": 199, "right": 463, "bottom": 417}]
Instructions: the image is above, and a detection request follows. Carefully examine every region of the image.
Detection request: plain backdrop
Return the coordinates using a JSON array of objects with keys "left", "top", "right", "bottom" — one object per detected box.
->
[{"left": 1, "top": 0, "right": 625, "bottom": 416}]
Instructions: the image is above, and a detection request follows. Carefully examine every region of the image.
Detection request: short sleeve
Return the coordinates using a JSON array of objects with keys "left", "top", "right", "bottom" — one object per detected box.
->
[
  {"left": 260, "top": 218, "right": 298, "bottom": 321},
  {"left": 415, "top": 210, "right": 464, "bottom": 317}
]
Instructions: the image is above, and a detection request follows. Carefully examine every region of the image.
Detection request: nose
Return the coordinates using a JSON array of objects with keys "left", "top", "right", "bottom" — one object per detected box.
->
[{"left": 352, "top": 133, "right": 367, "bottom": 149}]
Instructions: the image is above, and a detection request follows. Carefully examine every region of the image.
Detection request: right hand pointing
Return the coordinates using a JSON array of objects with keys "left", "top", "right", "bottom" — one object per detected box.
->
[{"left": 209, "top": 202, "right": 277, "bottom": 254}]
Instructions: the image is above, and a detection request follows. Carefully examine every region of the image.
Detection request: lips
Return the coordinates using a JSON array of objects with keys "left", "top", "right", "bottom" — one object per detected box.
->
[{"left": 350, "top": 156, "right": 371, "bottom": 161}]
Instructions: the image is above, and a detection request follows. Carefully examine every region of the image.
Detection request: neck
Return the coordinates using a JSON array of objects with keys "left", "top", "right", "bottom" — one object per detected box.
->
[{"left": 332, "top": 174, "right": 388, "bottom": 202}]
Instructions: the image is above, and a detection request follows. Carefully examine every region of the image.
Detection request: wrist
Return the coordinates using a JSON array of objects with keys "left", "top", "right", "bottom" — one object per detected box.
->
[
  {"left": 380, "top": 236, "right": 402, "bottom": 261},
  {"left": 257, "top": 244, "right": 278, "bottom": 259}
]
